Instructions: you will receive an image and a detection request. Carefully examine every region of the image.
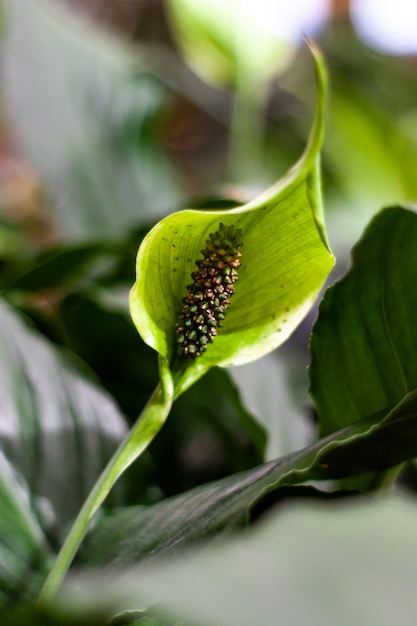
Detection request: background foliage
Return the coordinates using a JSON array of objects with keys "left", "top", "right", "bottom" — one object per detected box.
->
[{"left": 2, "top": 1, "right": 417, "bottom": 624}]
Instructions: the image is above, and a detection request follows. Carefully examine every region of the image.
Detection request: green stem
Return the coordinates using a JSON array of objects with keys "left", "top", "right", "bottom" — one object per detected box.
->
[{"left": 37, "top": 376, "right": 174, "bottom": 606}]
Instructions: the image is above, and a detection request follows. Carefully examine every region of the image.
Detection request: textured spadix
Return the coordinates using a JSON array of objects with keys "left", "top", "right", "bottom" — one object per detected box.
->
[{"left": 130, "top": 43, "right": 334, "bottom": 396}]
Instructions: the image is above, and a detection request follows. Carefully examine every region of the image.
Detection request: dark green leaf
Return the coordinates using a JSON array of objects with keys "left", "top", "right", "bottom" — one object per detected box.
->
[
  {"left": 80, "top": 389, "right": 417, "bottom": 569},
  {"left": 310, "top": 206, "right": 417, "bottom": 436},
  {"left": 6, "top": 246, "right": 122, "bottom": 292},
  {"left": 58, "top": 293, "right": 159, "bottom": 419},
  {"left": 1, "top": 604, "right": 110, "bottom": 626},
  {"left": 66, "top": 496, "right": 417, "bottom": 626}
]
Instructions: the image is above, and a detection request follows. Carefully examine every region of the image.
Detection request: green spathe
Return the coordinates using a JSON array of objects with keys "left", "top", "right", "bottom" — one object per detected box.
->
[{"left": 130, "top": 43, "right": 334, "bottom": 396}]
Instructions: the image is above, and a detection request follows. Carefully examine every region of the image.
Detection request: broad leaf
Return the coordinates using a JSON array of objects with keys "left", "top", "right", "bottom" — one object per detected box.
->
[
  {"left": 130, "top": 44, "right": 334, "bottom": 396},
  {"left": 310, "top": 206, "right": 417, "bottom": 436},
  {"left": 80, "top": 389, "right": 417, "bottom": 569},
  {"left": 66, "top": 496, "right": 417, "bottom": 626},
  {"left": 0, "top": 297, "right": 128, "bottom": 529}
]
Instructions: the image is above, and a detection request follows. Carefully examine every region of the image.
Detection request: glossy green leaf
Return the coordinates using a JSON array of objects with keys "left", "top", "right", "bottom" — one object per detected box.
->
[
  {"left": 80, "top": 389, "right": 417, "bottom": 569},
  {"left": 130, "top": 44, "right": 334, "bottom": 396},
  {"left": 65, "top": 496, "right": 417, "bottom": 626},
  {"left": 310, "top": 206, "right": 417, "bottom": 436},
  {"left": 2, "top": 0, "right": 181, "bottom": 240},
  {"left": 0, "top": 297, "right": 128, "bottom": 529}
]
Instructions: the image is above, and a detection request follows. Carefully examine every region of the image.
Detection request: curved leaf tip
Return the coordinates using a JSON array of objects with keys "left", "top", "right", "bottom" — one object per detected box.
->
[{"left": 130, "top": 43, "right": 334, "bottom": 396}]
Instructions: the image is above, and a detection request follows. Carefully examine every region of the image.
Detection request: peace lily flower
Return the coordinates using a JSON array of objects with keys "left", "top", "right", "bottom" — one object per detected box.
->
[
  {"left": 38, "top": 43, "right": 334, "bottom": 604},
  {"left": 130, "top": 43, "right": 334, "bottom": 398}
]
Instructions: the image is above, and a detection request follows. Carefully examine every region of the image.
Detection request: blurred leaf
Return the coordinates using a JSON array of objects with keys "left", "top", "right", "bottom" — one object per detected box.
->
[
  {"left": 329, "top": 92, "right": 416, "bottom": 204},
  {"left": 325, "top": 91, "right": 417, "bottom": 255},
  {"left": 1, "top": 229, "right": 155, "bottom": 423},
  {"left": 318, "top": 24, "right": 417, "bottom": 254},
  {"left": 5, "top": 245, "right": 123, "bottom": 292},
  {"left": 0, "top": 296, "right": 128, "bottom": 530},
  {"left": 66, "top": 496, "right": 417, "bottom": 626},
  {"left": 176, "top": 367, "right": 266, "bottom": 464},
  {"left": 149, "top": 367, "right": 266, "bottom": 496},
  {"left": 79, "top": 388, "right": 417, "bottom": 570},
  {"left": 2, "top": 0, "right": 182, "bottom": 241},
  {"left": 130, "top": 44, "right": 333, "bottom": 396},
  {"left": 0, "top": 450, "right": 50, "bottom": 607},
  {"left": 58, "top": 293, "right": 159, "bottom": 420},
  {"left": 166, "top": 0, "right": 296, "bottom": 90},
  {"left": 1, "top": 604, "right": 110, "bottom": 626},
  {"left": 310, "top": 206, "right": 417, "bottom": 436},
  {"left": 0, "top": 219, "right": 27, "bottom": 263},
  {"left": 230, "top": 352, "right": 313, "bottom": 460}
]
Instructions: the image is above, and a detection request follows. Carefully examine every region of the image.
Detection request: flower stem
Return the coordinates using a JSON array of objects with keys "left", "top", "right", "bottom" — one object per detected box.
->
[{"left": 37, "top": 376, "right": 174, "bottom": 606}]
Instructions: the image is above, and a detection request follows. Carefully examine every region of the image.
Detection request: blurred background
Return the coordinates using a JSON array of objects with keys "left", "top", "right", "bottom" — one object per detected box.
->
[
  {"left": 3, "top": 0, "right": 417, "bottom": 253},
  {"left": 1, "top": 0, "right": 417, "bottom": 491}
]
